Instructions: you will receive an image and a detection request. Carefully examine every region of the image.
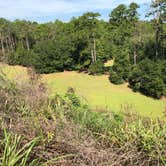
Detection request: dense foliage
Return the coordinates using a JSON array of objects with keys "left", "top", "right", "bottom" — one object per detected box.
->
[
  {"left": 0, "top": 1, "right": 166, "bottom": 98},
  {"left": 129, "top": 59, "right": 166, "bottom": 98}
]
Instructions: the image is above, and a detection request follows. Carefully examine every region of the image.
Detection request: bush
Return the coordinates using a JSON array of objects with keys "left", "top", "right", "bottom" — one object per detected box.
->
[
  {"left": 33, "top": 40, "right": 74, "bottom": 74},
  {"left": 129, "top": 59, "right": 166, "bottom": 99},
  {"left": 89, "top": 61, "right": 104, "bottom": 75},
  {"left": 112, "top": 48, "right": 131, "bottom": 81},
  {"left": 8, "top": 48, "right": 36, "bottom": 67},
  {"left": 140, "top": 75, "right": 165, "bottom": 99},
  {"left": 128, "top": 66, "right": 142, "bottom": 91},
  {"left": 109, "top": 70, "right": 124, "bottom": 84},
  {"left": 65, "top": 87, "right": 81, "bottom": 107}
]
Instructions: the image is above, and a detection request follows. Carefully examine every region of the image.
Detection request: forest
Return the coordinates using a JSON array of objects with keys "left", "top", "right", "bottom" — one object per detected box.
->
[{"left": 0, "top": 1, "right": 166, "bottom": 98}]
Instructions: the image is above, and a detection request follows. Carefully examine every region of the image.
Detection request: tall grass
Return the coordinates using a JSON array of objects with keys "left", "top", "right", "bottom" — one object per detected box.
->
[
  {"left": 55, "top": 91, "right": 166, "bottom": 165},
  {"left": 0, "top": 130, "right": 39, "bottom": 166},
  {"left": 0, "top": 69, "right": 74, "bottom": 165}
]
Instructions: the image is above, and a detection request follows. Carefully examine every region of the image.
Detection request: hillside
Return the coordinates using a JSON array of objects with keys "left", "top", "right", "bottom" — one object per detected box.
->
[
  {"left": 0, "top": 1, "right": 166, "bottom": 165},
  {"left": 1, "top": 63, "right": 165, "bottom": 118}
]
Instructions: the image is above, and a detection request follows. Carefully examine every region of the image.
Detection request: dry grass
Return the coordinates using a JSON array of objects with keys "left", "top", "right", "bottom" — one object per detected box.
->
[{"left": 104, "top": 59, "right": 114, "bottom": 67}]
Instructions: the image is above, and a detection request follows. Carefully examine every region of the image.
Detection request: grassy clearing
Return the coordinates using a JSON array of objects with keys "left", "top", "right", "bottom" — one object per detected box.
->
[
  {"left": 1, "top": 63, "right": 165, "bottom": 118},
  {"left": 43, "top": 71, "right": 165, "bottom": 118}
]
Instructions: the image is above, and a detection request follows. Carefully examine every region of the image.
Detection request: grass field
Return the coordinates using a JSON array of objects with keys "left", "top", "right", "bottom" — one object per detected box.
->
[{"left": 1, "top": 63, "right": 165, "bottom": 118}]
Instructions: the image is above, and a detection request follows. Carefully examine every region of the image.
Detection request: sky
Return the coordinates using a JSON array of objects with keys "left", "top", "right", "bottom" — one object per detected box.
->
[{"left": 0, "top": 0, "right": 152, "bottom": 23}]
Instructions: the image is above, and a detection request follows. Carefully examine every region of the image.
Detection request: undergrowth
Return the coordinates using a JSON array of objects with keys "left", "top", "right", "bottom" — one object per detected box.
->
[{"left": 0, "top": 67, "right": 166, "bottom": 165}]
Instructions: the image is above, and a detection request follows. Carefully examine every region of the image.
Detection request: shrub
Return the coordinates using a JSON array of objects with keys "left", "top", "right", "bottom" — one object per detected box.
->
[
  {"left": 89, "top": 61, "right": 104, "bottom": 75},
  {"left": 112, "top": 48, "right": 131, "bottom": 81},
  {"left": 129, "top": 59, "right": 166, "bottom": 98},
  {"left": 109, "top": 70, "right": 124, "bottom": 84},
  {"left": 65, "top": 87, "right": 81, "bottom": 107},
  {"left": 8, "top": 48, "right": 36, "bottom": 67},
  {"left": 140, "top": 75, "right": 165, "bottom": 99},
  {"left": 128, "top": 66, "right": 142, "bottom": 91},
  {"left": 33, "top": 40, "right": 74, "bottom": 73}
]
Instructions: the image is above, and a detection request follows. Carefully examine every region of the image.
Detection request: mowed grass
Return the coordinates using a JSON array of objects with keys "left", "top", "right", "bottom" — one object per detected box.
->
[
  {"left": 43, "top": 71, "right": 165, "bottom": 118},
  {"left": 1, "top": 63, "right": 165, "bottom": 118}
]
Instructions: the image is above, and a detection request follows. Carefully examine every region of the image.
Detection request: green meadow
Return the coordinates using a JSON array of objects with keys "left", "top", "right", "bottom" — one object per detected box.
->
[
  {"left": 1, "top": 64, "right": 165, "bottom": 118},
  {"left": 43, "top": 71, "right": 165, "bottom": 118}
]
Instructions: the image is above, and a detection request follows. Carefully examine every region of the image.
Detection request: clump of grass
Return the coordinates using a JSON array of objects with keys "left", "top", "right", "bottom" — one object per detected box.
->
[
  {"left": 0, "top": 130, "right": 39, "bottom": 166},
  {"left": 0, "top": 130, "right": 74, "bottom": 166}
]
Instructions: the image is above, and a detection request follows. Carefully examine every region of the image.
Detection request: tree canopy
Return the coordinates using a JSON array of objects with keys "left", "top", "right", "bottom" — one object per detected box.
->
[{"left": 0, "top": 1, "right": 166, "bottom": 99}]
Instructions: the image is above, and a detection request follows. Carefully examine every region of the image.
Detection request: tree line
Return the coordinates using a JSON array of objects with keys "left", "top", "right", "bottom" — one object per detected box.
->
[{"left": 0, "top": 1, "right": 166, "bottom": 98}]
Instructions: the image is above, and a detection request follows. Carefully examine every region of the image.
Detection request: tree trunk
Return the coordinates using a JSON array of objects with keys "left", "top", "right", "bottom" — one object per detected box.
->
[
  {"left": 21, "top": 39, "right": 24, "bottom": 49},
  {"left": 0, "top": 37, "right": 5, "bottom": 56},
  {"left": 6, "top": 38, "right": 10, "bottom": 52},
  {"left": 9, "top": 36, "right": 14, "bottom": 52},
  {"left": 155, "top": 28, "right": 159, "bottom": 58},
  {"left": 13, "top": 36, "right": 17, "bottom": 49},
  {"left": 91, "top": 47, "right": 95, "bottom": 63},
  {"left": 26, "top": 36, "right": 30, "bottom": 51},
  {"left": 93, "top": 39, "right": 97, "bottom": 62},
  {"left": 155, "top": 5, "right": 161, "bottom": 58},
  {"left": 134, "top": 49, "right": 137, "bottom": 65}
]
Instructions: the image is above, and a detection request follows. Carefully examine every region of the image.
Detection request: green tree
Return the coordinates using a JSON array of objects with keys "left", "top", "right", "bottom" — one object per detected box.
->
[
  {"left": 147, "top": 0, "right": 166, "bottom": 58},
  {"left": 129, "top": 59, "right": 165, "bottom": 98}
]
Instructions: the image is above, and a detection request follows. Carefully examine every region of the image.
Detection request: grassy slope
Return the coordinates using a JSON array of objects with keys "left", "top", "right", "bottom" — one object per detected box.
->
[
  {"left": 43, "top": 71, "right": 165, "bottom": 118},
  {"left": 1, "top": 64, "right": 165, "bottom": 118}
]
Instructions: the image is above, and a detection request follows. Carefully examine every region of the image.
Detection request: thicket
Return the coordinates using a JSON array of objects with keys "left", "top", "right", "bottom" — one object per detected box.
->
[
  {"left": 129, "top": 59, "right": 166, "bottom": 98},
  {"left": 0, "top": 0, "right": 166, "bottom": 98},
  {"left": 0, "top": 68, "right": 166, "bottom": 165}
]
